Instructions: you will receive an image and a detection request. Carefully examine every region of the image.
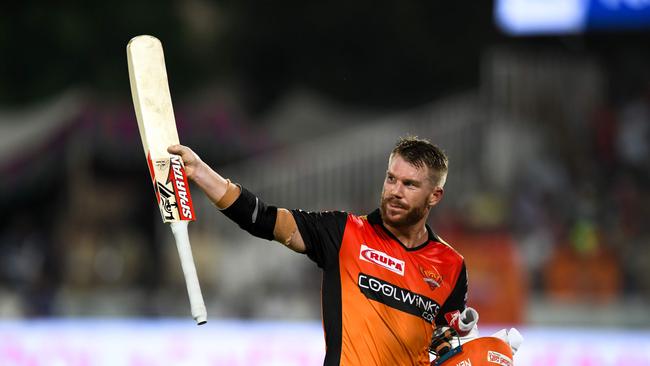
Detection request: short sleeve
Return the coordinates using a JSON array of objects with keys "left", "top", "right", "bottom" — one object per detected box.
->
[
  {"left": 435, "top": 261, "right": 468, "bottom": 326},
  {"left": 290, "top": 210, "right": 348, "bottom": 269}
]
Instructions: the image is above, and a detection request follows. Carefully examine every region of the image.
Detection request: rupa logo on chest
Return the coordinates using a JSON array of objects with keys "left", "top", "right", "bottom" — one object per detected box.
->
[{"left": 359, "top": 244, "right": 405, "bottom": 276}]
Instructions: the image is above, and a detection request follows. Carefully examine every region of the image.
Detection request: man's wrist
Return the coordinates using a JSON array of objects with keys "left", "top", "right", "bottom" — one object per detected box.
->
[
  {"left": 216, "top": 180, "right": 241, "bottom": 209},
  {"left": 190, "top": 161, "right": 218, "bottom": 191}
]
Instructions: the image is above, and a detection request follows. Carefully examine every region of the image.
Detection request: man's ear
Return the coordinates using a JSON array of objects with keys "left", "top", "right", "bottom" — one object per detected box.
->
[{"left": 429, "top": 187, "right": 444, "bottom": 207}]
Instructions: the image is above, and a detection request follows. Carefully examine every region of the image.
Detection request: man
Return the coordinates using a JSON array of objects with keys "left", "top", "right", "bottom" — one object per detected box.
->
[{"left": 168, "top": 136, "right": 474, "bottom": 366}]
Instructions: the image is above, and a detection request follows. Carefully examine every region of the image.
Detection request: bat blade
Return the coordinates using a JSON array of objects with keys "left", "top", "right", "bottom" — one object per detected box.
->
[
  {"left": 127, "top": 35, "right": 195, "bottom": 223},
  {"left": 127, "top": 35, "right": 206, "bottom": 325}
]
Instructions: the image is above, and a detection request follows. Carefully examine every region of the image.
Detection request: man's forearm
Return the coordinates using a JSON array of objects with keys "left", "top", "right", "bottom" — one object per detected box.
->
[
  {"left": 189, "top": 161, "right": 304, "bottom": 252},
  {"left": 192, "top": 162, "right": 240, "bottom": 209}
]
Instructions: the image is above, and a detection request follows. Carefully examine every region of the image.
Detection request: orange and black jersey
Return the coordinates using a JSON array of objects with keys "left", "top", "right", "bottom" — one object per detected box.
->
[{"left": 291, "top": 209, "right": 468, "bottom": 366}]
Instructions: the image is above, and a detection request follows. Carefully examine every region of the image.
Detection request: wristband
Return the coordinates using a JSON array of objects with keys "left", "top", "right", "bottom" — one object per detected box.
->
[{"left": 221, "top": 186, "right": 277, "bottom": 241}]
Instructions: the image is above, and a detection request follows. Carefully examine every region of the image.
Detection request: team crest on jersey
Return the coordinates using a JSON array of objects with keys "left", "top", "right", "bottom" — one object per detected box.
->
[
  {"left": 419, "top": 265, "right": 443, "bottom": 290},
  {"left": 359, "top": 244, "right": 405, "bottom": 276}
]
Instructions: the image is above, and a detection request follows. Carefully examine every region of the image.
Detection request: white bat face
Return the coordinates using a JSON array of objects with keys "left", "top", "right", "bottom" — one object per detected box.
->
[{"left": 128, "top": 35, "right": 195, "bottom": 223}]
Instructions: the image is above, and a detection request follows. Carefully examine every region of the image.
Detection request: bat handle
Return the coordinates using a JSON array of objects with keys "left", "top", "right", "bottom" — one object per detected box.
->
[{"left": 170, "top": 221, "right": 207, "bottom": 325}]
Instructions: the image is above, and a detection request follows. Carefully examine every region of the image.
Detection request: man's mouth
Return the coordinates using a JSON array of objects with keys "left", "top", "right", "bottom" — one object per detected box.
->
[{"left": 388, "top": 201, "right": 407, "bottom": 210}]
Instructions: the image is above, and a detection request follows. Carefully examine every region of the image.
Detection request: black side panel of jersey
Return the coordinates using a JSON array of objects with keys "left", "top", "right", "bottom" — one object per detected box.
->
[
  {"left": 290, "top": 210, "right": 348, "bottom": 269},
  {"left": 290, "top": 210, "right": 347, "bottom": 366},
  {"left": 435, "top": 261, "right": 468, "bottom": 325},
  {"left": 322, "top": 262, "right": 342, "bottom": 366}
]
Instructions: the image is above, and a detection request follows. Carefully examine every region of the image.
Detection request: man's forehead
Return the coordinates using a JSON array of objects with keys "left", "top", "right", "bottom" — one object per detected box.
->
[{"left": 388, "top": 154, "right": 428, "bottom": 179}]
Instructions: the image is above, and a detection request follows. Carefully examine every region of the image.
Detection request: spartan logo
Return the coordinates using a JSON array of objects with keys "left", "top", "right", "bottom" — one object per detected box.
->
[
  {"left": 170, "top": 155, "right": 193, "bottom": 220},
  {"left": 157, "top": 181, "right": 177, "bottom": 221},
  {"left": 358, "top": 273, "right": 440, "bottom": 322}
]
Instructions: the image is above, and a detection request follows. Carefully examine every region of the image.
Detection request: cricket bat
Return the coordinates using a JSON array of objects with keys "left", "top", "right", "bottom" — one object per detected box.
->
[{"left": 127, "top": 35, "right": 207, "bottom": 325}]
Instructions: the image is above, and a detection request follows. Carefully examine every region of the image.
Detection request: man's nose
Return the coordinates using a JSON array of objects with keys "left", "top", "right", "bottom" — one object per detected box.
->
[{"left": 390, "top": 182, "right": 404, "bottom": 197}]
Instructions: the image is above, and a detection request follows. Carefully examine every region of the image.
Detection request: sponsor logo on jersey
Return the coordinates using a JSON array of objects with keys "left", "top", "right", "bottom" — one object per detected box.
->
[
  {"left": 357, "top": 273, "right": 440, "bottom": 322},
  {"left": 359, "top": 244, "right": 405, "bottom": 275},
  {"left": 487, "top": 351, "right": 512, "bottom": 366},
  {"left": 456, "top": 359, "right": 472, "bottom": 366},
  {"left": 419, "top": 265, "right": 443, "bottom": 290}
]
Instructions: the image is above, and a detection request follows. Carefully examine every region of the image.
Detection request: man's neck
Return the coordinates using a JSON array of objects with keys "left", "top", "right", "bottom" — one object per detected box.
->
[{"left": 384, "top": 220, "right": 429, "bottom": 249}]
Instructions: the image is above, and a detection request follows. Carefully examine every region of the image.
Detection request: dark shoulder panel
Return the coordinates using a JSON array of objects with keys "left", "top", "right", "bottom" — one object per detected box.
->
[{"left": 290, "top": 210, "right": 348, "bottom": 269}]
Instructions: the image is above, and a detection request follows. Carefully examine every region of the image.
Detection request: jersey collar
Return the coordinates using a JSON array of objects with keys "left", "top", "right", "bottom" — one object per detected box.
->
[{"left": 367, "top": 208, "right": 439, "bottom": 251}]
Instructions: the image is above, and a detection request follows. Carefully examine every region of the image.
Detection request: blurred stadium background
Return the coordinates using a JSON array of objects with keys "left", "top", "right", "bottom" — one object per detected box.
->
[{"left": 1, "top": 1, "right": 650, "bottom": 365}]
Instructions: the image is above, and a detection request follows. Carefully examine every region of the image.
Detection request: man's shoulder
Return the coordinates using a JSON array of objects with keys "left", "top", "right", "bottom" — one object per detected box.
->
[
  {"left": 431, "top": 234, "right": 465, "bottom": 262},
  {"left": 290, "top": 209, "right": 350, "bottom": 228},
  {"left": 347, "top": 211, "right": 387, "bottom": 232},
  {"left": 291, "top": 209, "right": 349, "bottom": 218},
  {"left": 348, "top": 212, "right": 368, "bottom": 223}
]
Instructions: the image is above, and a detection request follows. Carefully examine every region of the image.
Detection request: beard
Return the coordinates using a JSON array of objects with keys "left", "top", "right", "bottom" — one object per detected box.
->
[{"left": 380, "top": 193, "right": 429, "bottom": 228}]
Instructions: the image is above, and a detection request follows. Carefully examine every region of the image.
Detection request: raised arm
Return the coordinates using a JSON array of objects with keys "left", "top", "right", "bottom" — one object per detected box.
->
[{"left": 168, "top": 144, "right": 307, "bottom": 253}]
